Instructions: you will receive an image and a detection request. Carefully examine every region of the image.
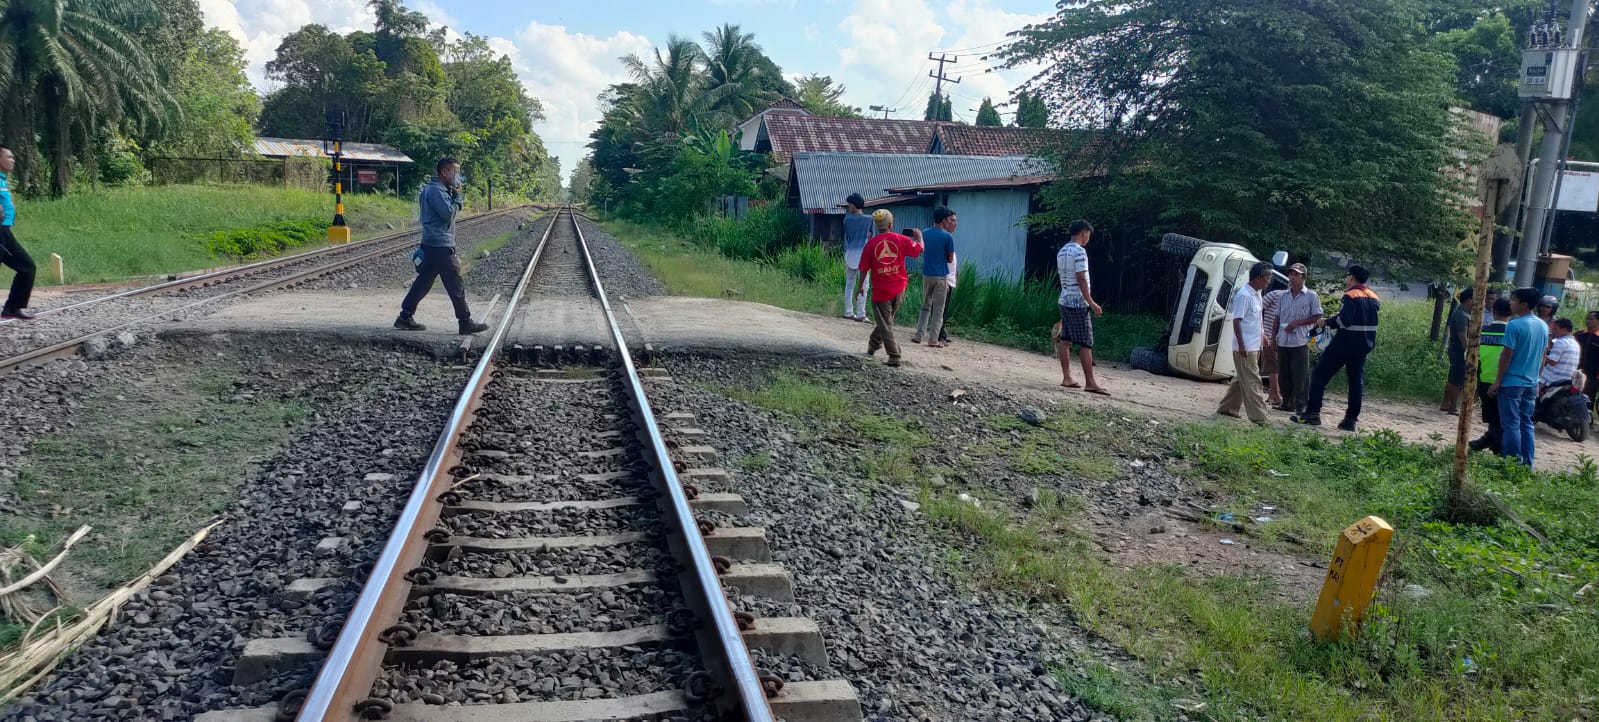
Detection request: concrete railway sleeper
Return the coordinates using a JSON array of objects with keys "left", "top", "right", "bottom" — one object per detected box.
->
[
  {"left": 200, "top": 208, "right": 861, "bottom": 722},
  {"left": 0, "top": 206, "right": 534, "bottom": 375}
]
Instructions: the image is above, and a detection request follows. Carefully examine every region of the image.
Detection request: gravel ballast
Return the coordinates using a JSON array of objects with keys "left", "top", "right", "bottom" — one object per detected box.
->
[{"left": 645, "top": 354, "right": 1095, "bottom": 722}]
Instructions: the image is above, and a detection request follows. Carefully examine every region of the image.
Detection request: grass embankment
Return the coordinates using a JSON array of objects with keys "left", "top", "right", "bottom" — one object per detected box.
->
[
  {"left": 0, "top": 363, "right": 307, "bottom": 647},
  {"left": 730, "top": 367, "right": 1599, "bottom": 721},
  {"left": 608, "top": 217, "right": 1457, "bottom": 402},
  {"left": 1, "top": 185, "right": 415, "bottom": 285}
]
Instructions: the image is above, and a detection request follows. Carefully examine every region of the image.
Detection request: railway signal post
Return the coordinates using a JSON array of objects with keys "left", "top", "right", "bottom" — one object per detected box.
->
[{"left": 323, "top": 110, "right": 352, "bottom": 244}]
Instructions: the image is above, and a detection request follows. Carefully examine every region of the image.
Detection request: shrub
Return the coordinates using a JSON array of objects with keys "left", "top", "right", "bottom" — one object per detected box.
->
[{"left": 205, "top": 219, "right": 327, "bottom": 259}]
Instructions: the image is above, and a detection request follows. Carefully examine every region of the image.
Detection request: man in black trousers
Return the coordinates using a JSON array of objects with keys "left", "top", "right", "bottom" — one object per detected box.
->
[
  {"left": 395, "top": 157, "right": 488, "bottom": 334},
  {"left": 0, "top": 145, "right": 36, "bottom": 320}
]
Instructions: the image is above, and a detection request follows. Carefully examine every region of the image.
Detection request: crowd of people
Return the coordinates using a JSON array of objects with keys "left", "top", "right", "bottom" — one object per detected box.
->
[{"left": 844, "top": 196, "right": 1594, "bottom": 469}]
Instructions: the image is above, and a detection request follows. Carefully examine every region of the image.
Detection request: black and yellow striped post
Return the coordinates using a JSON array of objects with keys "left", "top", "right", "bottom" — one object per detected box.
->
[{"left": 324, "top": 111, "right": 351, "bottom": 243}]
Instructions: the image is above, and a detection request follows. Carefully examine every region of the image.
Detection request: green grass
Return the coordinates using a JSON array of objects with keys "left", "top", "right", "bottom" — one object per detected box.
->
[
  {"left": 0, "top": 362, "right": 308, "bottom": 601},
  {"left": 468, "top": 228, "right": 518, "bottom": 264},
  {"left": 1, "top": 185, "right": 415, "bottom": 284},
  {"left": 916, "top": 403, "right": 1599, "bottom": 721}
]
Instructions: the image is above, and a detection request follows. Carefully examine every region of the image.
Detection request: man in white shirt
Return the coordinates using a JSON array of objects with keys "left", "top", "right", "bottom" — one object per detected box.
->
[
  {"left": 1542, "top": 317, "right": 1581, "bottom": 391},
  {"left": 1216, "top": 261, "right": 1274, "bottom": 425}
]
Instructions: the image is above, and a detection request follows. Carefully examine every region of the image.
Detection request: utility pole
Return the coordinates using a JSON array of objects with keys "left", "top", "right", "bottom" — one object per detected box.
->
[
  {"left": 868, "top": 105, "right": 897, "bottom": 119},
  {"left": 1515, "top": 0, "right": 1590, "bottom": 288},
  {"left": 928, "top": 53, "right": 961, "bottom": 97},
  {"left": 1496, "top": 101, "right": 1538, "bottom": 280}
]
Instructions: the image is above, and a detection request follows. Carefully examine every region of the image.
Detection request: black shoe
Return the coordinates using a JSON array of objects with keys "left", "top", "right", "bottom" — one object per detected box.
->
[
  {"left": 1336, "top": 420, "right": 1358, "bottom": 432},
  {"left": 458, "top": 319, "right": 490, "bottom": 335},
  {"left": 394, "top": 315, "right": 425, "bottom": 331},
  {"left": 1290, "top": 414, "right": 1321, "bottom": 426},
  {"left": 1, "top": 308, "right": 33, "bottom": 320}
]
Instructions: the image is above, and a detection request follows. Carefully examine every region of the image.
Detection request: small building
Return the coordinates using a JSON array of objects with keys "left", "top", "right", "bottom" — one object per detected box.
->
[
  {"left": 251, "top": 137, "right": 414, "bottom": 196},
  {"left": 787, "top": 151, "right": 1054, "bottom": 280}
]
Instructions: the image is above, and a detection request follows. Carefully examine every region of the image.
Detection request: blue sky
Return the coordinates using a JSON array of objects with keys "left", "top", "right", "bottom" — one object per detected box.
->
[{"left": 198, "top": 0, "right": 1051, "bottom": 181}]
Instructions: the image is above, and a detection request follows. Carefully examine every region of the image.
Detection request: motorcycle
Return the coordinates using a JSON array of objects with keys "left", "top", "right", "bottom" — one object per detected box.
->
[{"left": 1536, "top": 383, "right": 1591, "bottom": 442}]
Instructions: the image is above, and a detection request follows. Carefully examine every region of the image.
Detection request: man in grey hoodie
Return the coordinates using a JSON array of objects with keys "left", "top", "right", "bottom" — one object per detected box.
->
[{"left": 396, "top": 157, "right": 489, "bottom": 334}]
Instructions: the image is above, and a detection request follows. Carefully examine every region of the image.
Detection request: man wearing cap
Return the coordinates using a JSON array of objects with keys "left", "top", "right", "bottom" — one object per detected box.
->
[
  {"left": 1274, "top": 263, "right": 1323, "bottom": 413},
  {"left": 841, "top": 193, "right": 873, "bottom": 322},
  {"left": 1293, "top": 264, "right": 1380, "bottom": 431}
]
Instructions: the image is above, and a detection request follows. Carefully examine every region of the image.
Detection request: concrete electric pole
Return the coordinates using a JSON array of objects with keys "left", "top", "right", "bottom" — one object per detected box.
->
[{"left": 1514, "top": 0, "right": 1591, "bottom": 288}]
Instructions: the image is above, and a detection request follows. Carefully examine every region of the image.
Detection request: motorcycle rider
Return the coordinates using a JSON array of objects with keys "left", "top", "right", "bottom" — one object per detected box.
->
[{"left": 1542, "top": 317, "right": 1581, "bottom": 392}]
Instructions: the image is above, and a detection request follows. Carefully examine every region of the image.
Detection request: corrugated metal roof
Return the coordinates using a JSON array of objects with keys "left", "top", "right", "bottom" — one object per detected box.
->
[
  {"left": 929, "top": 125, "right": 1069, "bottom": 156},
  {"left": 887, "top": 174, "right": 1056, "bottom": 193},
  {"left": 790, "top": 152, "right": 1048, "bottom": 213},
  {"left": 760, "top": 115, "right": 943, "bottom": 162},
  {"left": 252, "top": 137, "right": 414, "bottom": 163}
]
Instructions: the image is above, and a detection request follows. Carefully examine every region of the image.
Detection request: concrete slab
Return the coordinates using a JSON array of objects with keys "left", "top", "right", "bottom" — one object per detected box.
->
[
  {"left": 394, "top": 624, "right": 675, "bottom": 663},
  {"left": 433, "top": 531, "right": 652, "bottom": 554},
  {"left": 770, "top": 680, "right": 865, "bottom": 722},
  {"left": 193, "top": 706, "right": 276, "bottom": 722},
  {"left": 233, "top": 637, "right": 318, "bottom": 685},
  {"left": 283, "top": 577, "right": 338, "bottom": 602},
  {"left": 418, "top": 569, "right": 655, "bottom": 595},
  {"left": 447, "top": 496, "right": 639, "bottom": 514},
  {"left": 387, "top": 690, "right": 688, "bottom": 722}
]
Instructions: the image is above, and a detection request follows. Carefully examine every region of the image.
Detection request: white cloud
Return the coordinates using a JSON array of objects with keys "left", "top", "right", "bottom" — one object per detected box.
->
[
  {"left": 833, "top": 0, "right": 1047, "bottom": 122},
  {"left": 198, "top": 0, "right": 375, "bottom": 89},
  {"left": 507, "top": 23, "right": 653, "bottom": 182}
]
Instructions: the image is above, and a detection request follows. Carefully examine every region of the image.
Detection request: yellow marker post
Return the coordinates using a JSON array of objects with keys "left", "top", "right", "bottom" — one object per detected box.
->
[
  {"left": 48, "top": 252, "right": 63, "bottom": 284},
  {"left": 1310, "top": 515, "right": 1393, "bottom": 641}
]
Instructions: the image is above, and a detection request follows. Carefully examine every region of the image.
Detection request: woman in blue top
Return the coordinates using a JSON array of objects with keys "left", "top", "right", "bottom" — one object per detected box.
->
[{"left": 0, "top": 145, "right": 36, "bottom": 320}]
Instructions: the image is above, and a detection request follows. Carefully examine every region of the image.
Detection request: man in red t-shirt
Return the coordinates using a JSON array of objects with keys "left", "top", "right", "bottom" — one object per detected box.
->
[{"left": 858, "top": 209, "right": 924, "bottom": 367}]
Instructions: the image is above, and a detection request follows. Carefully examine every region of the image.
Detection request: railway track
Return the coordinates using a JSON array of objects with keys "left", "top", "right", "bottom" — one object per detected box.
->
[
  {"left": 206, "top": 207, "right": 861, "bottom": 722},
  {"left": 0, "top": 206, "right": 534, "bottom": 375}
]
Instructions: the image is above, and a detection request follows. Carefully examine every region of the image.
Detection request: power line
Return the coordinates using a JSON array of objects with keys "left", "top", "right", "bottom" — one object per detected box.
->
[{"left": 933, "top": 38, "right": 1010, "bottom": 54}]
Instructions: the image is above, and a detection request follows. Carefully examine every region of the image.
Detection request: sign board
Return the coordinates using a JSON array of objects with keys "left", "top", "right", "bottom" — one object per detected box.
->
[
  {"left": 1557, "top": 170, "right": 1599, "bottom": 213},
  {"left": 357, "top": 169, "right": 379, "bottom": 186}
]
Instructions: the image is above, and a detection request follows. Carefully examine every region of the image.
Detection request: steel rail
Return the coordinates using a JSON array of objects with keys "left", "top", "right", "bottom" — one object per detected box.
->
[
  {"left": 0, "top": 207, "right": 542, "bottom": 375},
  {"left": 570, "top": 212, "right": 777, "bottom": 721},
  {"left": 0, "top": 206, "right": 529, "bottom": 328},
  {"left": 294, "top": 208, "right": 563, "bottom": 722}
]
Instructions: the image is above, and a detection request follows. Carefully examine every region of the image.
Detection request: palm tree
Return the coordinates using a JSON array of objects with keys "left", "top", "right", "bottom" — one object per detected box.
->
[
  {"left": 700, "top": 24, "right": 781, "bottom": 124},
  {"left": 0, "top": 0, "right": 177, "bottom": 195},
  {"left": 620, "top": 35, "right": 715, "bottom": 140}
]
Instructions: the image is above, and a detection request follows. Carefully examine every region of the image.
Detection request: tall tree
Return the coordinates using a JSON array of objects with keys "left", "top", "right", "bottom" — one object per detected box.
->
[
  {"left": 700, "top": 24, "right": 784, "bottom": 123},
  {"left": 148, "top": 28, "right": 259, "bottom": 157},
  {"left": 923, "top": 91, "right": 952, "bottom": 122},
  {"left": 794, "top": 74, "right": 861, "bottom": 118},
  {"left": 999, "top": 0, "right": 1473, "bottom": 279},
  {"left": 975, "top": 97, "right": 1002, "bottom": 126},
  {"left": 1012, "top": 91, "right": 1049, "bottom": 128},
  {"left": 0, "top": 0, "right": 178, "bottom": 195}
]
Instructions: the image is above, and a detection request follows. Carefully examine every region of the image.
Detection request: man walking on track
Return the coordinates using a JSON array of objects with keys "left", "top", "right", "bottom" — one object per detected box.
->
[
  {"left": 1274, "top": 263, "right": 1322, "bottom": 413},
  {"left": 912, "top": 206, "right": 956, "bottom": 347},
  {"left": 0, "top": 146, "right": 36, "bottom": 321},
  {"left": 841, "top": 193, "right": 873, "bottom": 322},
  {"left": 1217, "top": 262, "right": 1273, "bottom": 425},
  {"left": 1293, "top": 264, "right": 1380, "bottom": 431},
  {"left": 861, "top": 209, "right": 923, "bottom": 368},
  {"left": 395, "top": 158, "right": 489, "bottom": 334},
  {"left": 1056, "top": 219, "right": 1108, "bottom": 395}
]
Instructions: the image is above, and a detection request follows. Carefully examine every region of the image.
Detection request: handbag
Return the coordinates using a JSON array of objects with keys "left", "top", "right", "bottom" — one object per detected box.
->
[{"left": 411, "top": 246, "right": 424, "bottom": 270}]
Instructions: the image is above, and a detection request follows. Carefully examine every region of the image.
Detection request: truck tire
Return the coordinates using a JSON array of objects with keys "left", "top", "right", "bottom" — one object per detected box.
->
[
  {"left": 1159, "top": 233, "right": 1206, "bottom": 257},
  {"left": 1129, "top": 346, "right": 1169, "bottom": 376}
]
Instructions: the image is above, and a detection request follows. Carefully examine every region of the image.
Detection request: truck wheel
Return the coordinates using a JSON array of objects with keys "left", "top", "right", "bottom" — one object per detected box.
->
[
  {"left": 1159, "top": 233, "right": 1206, "bottom": 258},
  {"left": 1129, "top": 346, "right": 1169, "bottom": 376}
]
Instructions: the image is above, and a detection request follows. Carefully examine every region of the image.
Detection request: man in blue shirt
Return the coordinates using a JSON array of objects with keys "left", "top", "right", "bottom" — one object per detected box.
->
[
  {"left": 911, "top": 206, "right": 956, "bottom": 347},
  {"left": 1491, "top": 287, "right": 1550, "bottom": 467},
  {"left": 841, "top": 193, "right": 874, "bottom": 322},
  {"left": 0, "top": 145, "right": 36, "bottom": 320},
  {"left": 396, "top": 157, "right": 488, "bottom": 334}
]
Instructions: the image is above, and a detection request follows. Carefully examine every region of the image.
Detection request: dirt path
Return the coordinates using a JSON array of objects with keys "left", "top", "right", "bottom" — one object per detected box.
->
[
  {"left": 191, "top": 291, "right": 1595, "bottom": 473},
  {"left": 626, "top": 298, "right": 1593, "bottom": 473}
]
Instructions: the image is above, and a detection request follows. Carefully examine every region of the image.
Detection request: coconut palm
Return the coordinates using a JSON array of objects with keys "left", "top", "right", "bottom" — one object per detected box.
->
[
  {"left": 0, "top": 0, "right": 177, "bottom": 195},
  {"left": 700, "top": 23, "right": 784, "bottom": 123},
  {"left": 620, "top": 35, "right": 716, "bottom": 139}
]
